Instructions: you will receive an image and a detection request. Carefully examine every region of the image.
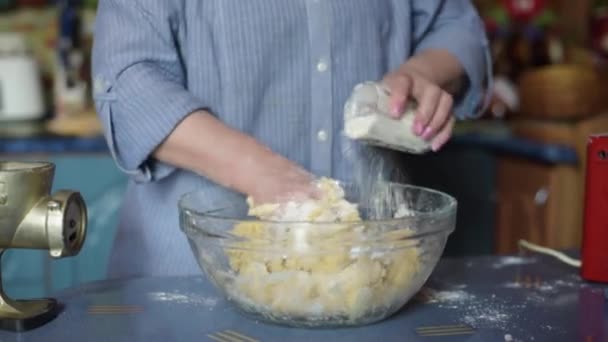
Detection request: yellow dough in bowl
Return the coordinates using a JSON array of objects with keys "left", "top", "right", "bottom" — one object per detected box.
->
[{"left": 225, "top": 178, "right": 421, "bottom": 321}]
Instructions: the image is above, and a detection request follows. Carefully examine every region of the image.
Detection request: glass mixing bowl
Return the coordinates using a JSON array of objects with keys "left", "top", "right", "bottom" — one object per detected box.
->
[{"left": 179, "top": 182, "right": 456, "bottom": 328}]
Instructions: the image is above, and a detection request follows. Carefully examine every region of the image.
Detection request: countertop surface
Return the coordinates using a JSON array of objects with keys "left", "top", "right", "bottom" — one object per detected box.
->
[
  {"left": 0, "top": 132, "right": 578, "bottom": 164},
  {"left": 0, "top": 252, "right": 604, "bottom": 342},
  {"left": 0, "top": 120, "right": 578, "bottom": 164},
  {"left": 0, "top": 134, "right": 108, "bottom": 154}
]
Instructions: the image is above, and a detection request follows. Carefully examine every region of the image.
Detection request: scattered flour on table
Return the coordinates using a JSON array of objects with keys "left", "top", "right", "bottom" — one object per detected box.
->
[
  {"left": 501, "top": 277, "right": 583, "bottom": 293},
  {"left": 419, "top": 286, "right": 527, "bottom": 330},
  {"left": 492, "top": 256, "right": 537, "bottom": 269},
  {"left": 460, "top": 299, "right": 515, "bottom": 330},
  {"left": 426, "top": 290, "right": 474, "bottom": 303},
  {"left": 419, "top": 288, "right": 475, "bottom": 309},
  {"left": 419, "top": 284, "right": 574, "bottom": 339},
  {"left": 418, "top": 271, "right": 583, "bottom": 335},
  {"left": 148, "top": 291, "right": 218, "bottom": 309},
  {"left": 536, "top": 284, "right": 555, "bottom": 292}
]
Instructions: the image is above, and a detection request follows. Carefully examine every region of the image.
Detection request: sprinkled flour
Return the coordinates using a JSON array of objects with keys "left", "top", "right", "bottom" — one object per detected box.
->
[
  {"left": 459, "top": 297, "right": 520, "bottom": 330},
  {"left": 501, "top": 277, "right": 583, "bottom": 292},
  {"left": 148, "top": 291, "right": 218, "bottom": 309},
  {"left": 418, "top": 287, "right": 524, "bottom": 330},
  {"left": 415, "top": 270, "right": 582, "bottom": 340},
  {"left": 491, "top": 256, "right": 537, "bottom": 269},
  {"left": 417, "top": 287, "right": 476, "bottom": 309},
  {"left": 425, "top": 290, "right": 475, "bottom": 304}
]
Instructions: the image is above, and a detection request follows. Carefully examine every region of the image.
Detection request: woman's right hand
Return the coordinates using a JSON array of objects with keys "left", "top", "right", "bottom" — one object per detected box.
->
[
  {"left": 154, "top": 110, "right": 318, "bottom": 205},
  {"left": 243, "top": 153, "right": 318, "bottom": 205}
]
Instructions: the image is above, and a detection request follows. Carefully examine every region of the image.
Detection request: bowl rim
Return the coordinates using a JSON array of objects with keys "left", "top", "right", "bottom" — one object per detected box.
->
[{"left": 178, "top": 182, "right": 458, "bottom": 225}]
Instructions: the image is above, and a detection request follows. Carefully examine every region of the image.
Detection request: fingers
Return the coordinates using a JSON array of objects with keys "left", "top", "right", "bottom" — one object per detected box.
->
[
  {"left": 382, "top": 68, "right": 456, "bottom": 151},
  {"left": 382, "top": 73, "right": 413, "bottom": 118},
  {"left": 413, "top": 83, "right": 442, "bottom": 136},
  {"left": 301, "top": 183, "right": 322, "bottom": 200},
  {"left": 284, "top": 167, "right": 320, "bottom": 200},
  {"left": 421, "top": 92, "right": 454, "bottom": 140},
  {"left": 248, "top": 155, "right": 318, "bottom": 204},
  {"left": 255, "top": 181, "right": 312, "bottom": 204},
  {"left": 431, "top": 116, "right": 455, "bottom": 152}
]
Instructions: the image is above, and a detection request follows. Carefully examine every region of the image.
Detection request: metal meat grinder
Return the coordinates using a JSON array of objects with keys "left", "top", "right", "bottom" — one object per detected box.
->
[{"left": 0, "top": 161, "right": 87, "bottom": 331}]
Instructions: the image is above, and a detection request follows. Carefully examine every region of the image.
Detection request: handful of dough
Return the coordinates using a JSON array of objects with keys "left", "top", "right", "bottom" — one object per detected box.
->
[
  {"left": 344, "top": 81, "right": 431, "bottom": 154},
  {"left": 225, "top": 178, "right": 421, "bottom": 320}
]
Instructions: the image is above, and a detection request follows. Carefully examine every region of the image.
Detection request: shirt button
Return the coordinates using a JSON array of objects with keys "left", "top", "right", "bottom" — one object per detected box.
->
[
  {"left": 317, "top": 130, "right": 328, "bottom": 142},
  {"left": 316, "top": 59, "right": 328, "bottom": 72}
]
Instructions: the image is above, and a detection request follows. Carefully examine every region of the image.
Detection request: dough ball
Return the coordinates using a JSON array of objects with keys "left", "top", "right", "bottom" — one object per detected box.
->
[{"left": 225, "top": 177, "right": 421, "bottom": 320}]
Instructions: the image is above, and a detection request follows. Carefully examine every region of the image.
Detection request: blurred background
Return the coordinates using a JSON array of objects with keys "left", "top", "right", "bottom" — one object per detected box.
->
[{"left": 0, "top": 0, "right": 606, "bottom": 298}]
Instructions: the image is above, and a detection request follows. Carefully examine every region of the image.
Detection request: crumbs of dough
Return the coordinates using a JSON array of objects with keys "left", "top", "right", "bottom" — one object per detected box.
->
[{"left": 224, "top": 177, "right": 421, "bottom": 321}]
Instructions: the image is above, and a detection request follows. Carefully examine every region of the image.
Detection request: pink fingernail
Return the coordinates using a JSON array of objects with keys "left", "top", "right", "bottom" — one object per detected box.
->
[
  {"left": 391, "top": 104, "right": 401, "bottom": 117},
  {"left": 414, "top": 122, "right": 424, "bottom": 136},
  {"left": 422, "top": 127, "right": 433, "bottom": 140}
]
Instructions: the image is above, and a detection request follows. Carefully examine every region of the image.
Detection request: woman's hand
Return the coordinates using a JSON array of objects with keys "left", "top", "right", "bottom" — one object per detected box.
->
[
  {"left": 243, "top": 152, "right": 318, "bottom": 205},
  {"left": 382, "top": 67, "right": 455, "bottom": 152},
  {"left": 382, "top": 49, "right": 466, "bottom": 152},
  {"left": 154, "top": 111, "right": 318, "bottom": 205}
]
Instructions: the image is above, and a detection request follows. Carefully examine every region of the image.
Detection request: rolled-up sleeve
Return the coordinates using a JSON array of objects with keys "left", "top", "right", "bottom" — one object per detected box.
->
[
  {"left": 412, "top": 0, "right": 492, "bottom": 119},
  {"left": 92, "top": 0, "right": 206, "bottom": 182}
]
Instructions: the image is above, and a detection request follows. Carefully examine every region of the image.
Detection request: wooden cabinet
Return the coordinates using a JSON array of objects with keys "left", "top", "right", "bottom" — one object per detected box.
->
[
  {"left": 497, "top": 113, "right": 608, "bottom": 254},
  {"left": 495, "top": 157, "right": 581, "bottom": 254},
  {"left": 511, "top": 113, "right": 608, "bottom": 182}
]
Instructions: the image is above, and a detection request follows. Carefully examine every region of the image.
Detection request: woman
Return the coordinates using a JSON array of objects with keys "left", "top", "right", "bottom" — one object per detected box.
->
[{"left": 92, "top": 0, "right": 492, "bottom": 278}]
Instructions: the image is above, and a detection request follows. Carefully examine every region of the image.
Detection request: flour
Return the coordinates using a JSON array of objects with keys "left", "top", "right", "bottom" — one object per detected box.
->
[
  {"left": 492, "top": 257, "right": 537, "bottom": 269},
  {"left": 419, "top": 287, "right": 519, "bottom": 330},
  {"left": 150, "top": 292, "right": 189, "bottom": 302},
  {"left": 425, "top": 290, "right": 475, "bottom": 304},
  {"left": 148, "top": 291, "right": 218, "bottom": 309},
  {"left": 536, "top": 284, "right": 555, "bottom": 292},
  {"left": 226, "top": 178, "right": 422, "bottom": 321},
  {"left": 417, "top": 282, "right": 582, "bottom": 339},
  {"left": 460, "top": 300, "right": 514, "bottom": 330},
  {"left": 502, "top": 277, "right": 582, "bottom": 292},
  {"left": 502, "top": 282, "right": 522, "bottom": 289},
  {"left": 416, "top": 287, "right": 476, "bottom": 310},
  {"left": 553, "top": 279, "right": 579, "bottom": 288},
  {"left": 343, "top": 81, "right": 431, "bottom": 154}
]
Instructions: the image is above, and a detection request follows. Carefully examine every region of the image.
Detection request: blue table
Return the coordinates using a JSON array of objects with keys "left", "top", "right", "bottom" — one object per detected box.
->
[{"left": 0, "top": 252, "right": 603, "bottom": 342}]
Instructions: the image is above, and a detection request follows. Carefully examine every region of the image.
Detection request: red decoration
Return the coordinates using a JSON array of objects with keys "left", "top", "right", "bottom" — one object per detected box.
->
[
  {"left": 502, "top": 0, "right": 547, "bottom": 23},
  {"left": 484, "top": 18, "right": 499, "bottom": 34},
  {"left": 591, "top": 9, "right": 608, "bottom": 57}
]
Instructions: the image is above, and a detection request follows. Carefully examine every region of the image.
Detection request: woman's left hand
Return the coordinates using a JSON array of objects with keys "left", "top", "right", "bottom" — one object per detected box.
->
[{"left": 382, "top": 66, "right": 455, "bottom": 152}]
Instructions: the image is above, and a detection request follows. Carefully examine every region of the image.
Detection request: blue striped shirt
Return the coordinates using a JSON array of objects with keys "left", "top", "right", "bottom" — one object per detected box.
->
[{"left": 92, "top": 0, "right": 491, "bottom": 278}]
